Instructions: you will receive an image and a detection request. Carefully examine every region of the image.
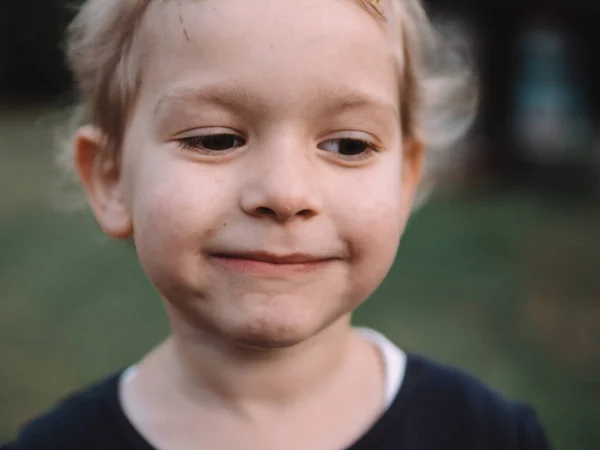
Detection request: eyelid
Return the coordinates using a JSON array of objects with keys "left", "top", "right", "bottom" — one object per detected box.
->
[
  {"left": 322, "top": 130, "right": 380, "bottom": 143},
  {"left": 174, "top": 127, "right": 247, "bottom": 155},
  {"left": 320, "top": 131, "right": 383, "bottom": 152},
  {"left": 173, "top": 126, "right": 244, "bottom": 139},
  {"left": 317, "top": 133, "right": 383, "bottom": 165}
]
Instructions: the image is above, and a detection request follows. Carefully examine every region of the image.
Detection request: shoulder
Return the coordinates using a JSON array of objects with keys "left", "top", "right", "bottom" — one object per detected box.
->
[
  {"left": 393, "top": 354, "right": 550, "bottom": 449},
  {"left": 3, "top": 372, "right": 126, "bottom": 450}
]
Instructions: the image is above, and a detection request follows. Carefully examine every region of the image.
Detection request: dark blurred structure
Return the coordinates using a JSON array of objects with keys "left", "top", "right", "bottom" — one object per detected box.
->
[
  {"left": 426, "top": 0, "right": 600, "bottom": 194},
  {"left": 0, "top": 1, "right": 78, "bottom": 103}
]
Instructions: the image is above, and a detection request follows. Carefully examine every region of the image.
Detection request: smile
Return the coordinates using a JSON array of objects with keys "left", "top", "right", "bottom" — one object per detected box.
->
[{"left": 208, "top": 251, "right": 339, "bottom": 276}]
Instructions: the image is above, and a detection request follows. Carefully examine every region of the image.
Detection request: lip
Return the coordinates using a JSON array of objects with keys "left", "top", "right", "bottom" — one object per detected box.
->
[
  {"left": 212, "top": 251, "right": 334, "bottom": 264},
  {"left": 208, "top": 251, "right": 339, "bottom": 276}
]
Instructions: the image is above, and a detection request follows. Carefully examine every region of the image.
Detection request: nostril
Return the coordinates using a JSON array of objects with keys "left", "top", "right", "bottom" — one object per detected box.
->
[
  {"left": 252, "top": 206, "right": 315, "bottom": 221},
  {"left": 297, "top": 209, "right": 314, "bottom": 218},
  {"left": 256, "top": 206, "right": 277, "bottom": 217}
]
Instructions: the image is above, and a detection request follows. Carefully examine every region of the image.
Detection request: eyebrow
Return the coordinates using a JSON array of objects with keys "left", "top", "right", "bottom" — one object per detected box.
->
[
  {"left": 319, "top": 88, "right": 399, "bottom": 121},
  {"left": 154, "top": 84, "right": 399, "bottom": 122},
  {"left": 154, "top": 85, "right": 266, "bottom": 118}
]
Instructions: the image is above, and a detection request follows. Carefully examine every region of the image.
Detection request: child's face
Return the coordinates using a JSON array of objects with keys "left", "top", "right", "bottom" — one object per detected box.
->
[{"left": 82, "top": 0, "right": 422, "bottom": 347}]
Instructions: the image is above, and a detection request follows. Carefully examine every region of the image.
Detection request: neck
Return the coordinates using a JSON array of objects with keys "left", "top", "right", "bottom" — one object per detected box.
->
[{"left": 143, "top": 313, "right": 364, "bottom": 410}]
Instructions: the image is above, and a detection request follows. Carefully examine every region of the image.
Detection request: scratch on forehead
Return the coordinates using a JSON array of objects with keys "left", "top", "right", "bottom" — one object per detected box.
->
[
  {"left": 171, "top": 0, "right": 387, "bottom": 26},
  {"left": 177, "top": 0, "right": 191, "bottom": 41},
  {"left": 349, "top": 0, "right": 404, "bottom": 68},
  {"left": 166, "top": 0, "right": 397, "bottom": 52},
  {"left": 351, "top": 0, "right": 387, "bottom": 23}
]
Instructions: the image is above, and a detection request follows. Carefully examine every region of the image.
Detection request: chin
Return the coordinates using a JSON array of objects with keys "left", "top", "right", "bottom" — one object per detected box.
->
[
  {"left": 225, "top": 315, "right": 320, "bottom": 350},
  {"left": 232, "top": 332, "right": 307, "bottom": 350},
  {"left": 167, "top": 287, "right": 352, "bottom": 350},
  {"left": 215, "top": 303, "right": 345, "bottom": 350}
]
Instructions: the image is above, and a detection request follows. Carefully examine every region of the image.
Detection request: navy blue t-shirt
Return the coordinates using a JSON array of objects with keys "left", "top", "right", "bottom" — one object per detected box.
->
[{"left": 2, "top": 354, "right": 551, "bottom": 449}]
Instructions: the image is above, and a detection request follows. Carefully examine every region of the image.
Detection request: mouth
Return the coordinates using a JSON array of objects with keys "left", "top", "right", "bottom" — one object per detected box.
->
[{"left": 208, "top": 251, "right": 339, "bottom": 275}]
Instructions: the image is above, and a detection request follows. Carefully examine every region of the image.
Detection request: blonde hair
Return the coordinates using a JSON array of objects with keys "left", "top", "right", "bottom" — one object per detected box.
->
[{"left": 61, "top": 0, "right": 477, "bottom": 204}]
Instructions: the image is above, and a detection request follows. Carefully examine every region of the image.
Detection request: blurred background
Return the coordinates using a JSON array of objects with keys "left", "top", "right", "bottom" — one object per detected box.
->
[{"left": 0, "top": 1, "right": 599, "bottom": 448}]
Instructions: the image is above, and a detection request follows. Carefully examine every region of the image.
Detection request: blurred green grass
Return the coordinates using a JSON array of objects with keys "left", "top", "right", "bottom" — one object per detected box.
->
[{"left": 1, "top": 109, "right": 599, "bottom": 449}]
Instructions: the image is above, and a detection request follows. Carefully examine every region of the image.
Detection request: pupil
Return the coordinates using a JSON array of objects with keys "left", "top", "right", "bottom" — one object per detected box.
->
[
  {"left": 339, "top": 139, "right": 365, "bottom": 155},
  {"left": 204, "top": 134, "right": 236, "bottom": 150}
]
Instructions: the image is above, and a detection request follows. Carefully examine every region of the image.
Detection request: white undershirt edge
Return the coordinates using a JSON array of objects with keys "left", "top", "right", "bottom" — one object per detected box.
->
[
  {"left": 356, "top": 327, "right": 407, "bottom": 408},
  {"left": 122, "top": 327, "right": 407, "bottom": 411}
]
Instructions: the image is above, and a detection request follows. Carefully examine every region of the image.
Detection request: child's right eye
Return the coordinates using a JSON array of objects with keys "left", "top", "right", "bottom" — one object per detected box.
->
[{"left": 177, "top": 133, "right": 247, "bottom": 153}]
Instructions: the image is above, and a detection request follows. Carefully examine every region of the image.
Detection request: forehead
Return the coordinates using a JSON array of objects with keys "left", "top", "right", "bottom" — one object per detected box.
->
[
  {"left": 138, "top": 0, "right": 402, "bottom": 111},
  {"left": 148, "top": 0, "right": 391, "bottom": 31}
]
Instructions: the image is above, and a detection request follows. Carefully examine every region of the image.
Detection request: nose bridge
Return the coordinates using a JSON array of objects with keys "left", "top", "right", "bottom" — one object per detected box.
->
[
  {"left": 261, "top": 137, "right": 310, "bottom": 187},
  {"left": 240, "top": 134, "right": 321, "bottom": 221}
]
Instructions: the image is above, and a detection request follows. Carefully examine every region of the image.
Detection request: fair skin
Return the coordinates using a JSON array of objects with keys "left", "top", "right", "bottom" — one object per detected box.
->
[{"left": 75, "top": 0, "right": 423, "bottom": 449}]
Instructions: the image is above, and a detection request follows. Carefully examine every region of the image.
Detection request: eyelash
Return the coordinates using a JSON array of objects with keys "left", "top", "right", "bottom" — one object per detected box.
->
[
  {"left": 176, "top": 133, "right": 246, "bottom": 154},
  {"left": 175, "top": 133, "right": 381, "bottom": 161},
  {"left": 319, "top": 137, "right": 380, "bottom": 161}
]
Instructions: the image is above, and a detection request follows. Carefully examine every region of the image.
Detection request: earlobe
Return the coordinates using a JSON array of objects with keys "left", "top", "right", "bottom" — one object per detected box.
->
[{"left": 74, "top": 126, "right": 133, "bottom": 239}]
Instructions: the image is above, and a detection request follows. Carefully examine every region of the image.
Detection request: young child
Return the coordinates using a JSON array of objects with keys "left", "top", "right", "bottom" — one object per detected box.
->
[{"left": 4, "top": 0, "right": 550, "bottom": 449}]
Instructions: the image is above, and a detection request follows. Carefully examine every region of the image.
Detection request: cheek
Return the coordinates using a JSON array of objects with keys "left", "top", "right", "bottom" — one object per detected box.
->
[
  {"left": 342, "top": 155, "right": 405, "bottom": 238},
  {"left": 127, "top": 159, "right": 227, "bottom": 289},
  {"left": 332, "top": 157, "right": 405, "bottom": 291},
  {"left": 349, "top": 189, "right": 404, "bottom": 267}
]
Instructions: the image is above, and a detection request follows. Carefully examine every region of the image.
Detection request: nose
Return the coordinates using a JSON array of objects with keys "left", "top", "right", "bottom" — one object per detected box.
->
[{"left": 240, "top": 142, "right": 322, "bottom": 223}]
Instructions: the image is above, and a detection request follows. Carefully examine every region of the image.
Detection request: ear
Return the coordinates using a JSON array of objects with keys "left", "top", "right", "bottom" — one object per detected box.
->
[
  {"left": 400, "top": 136, "right": 425, "bottom": 220},
  {"left": 74, "top": 126, "right": 133, "bottom": 239}
]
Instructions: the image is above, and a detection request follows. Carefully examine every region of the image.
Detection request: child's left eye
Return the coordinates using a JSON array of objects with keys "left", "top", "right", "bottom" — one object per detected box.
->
[{"left": 318, "top": 138, "right": 378, "bottom": 159}]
